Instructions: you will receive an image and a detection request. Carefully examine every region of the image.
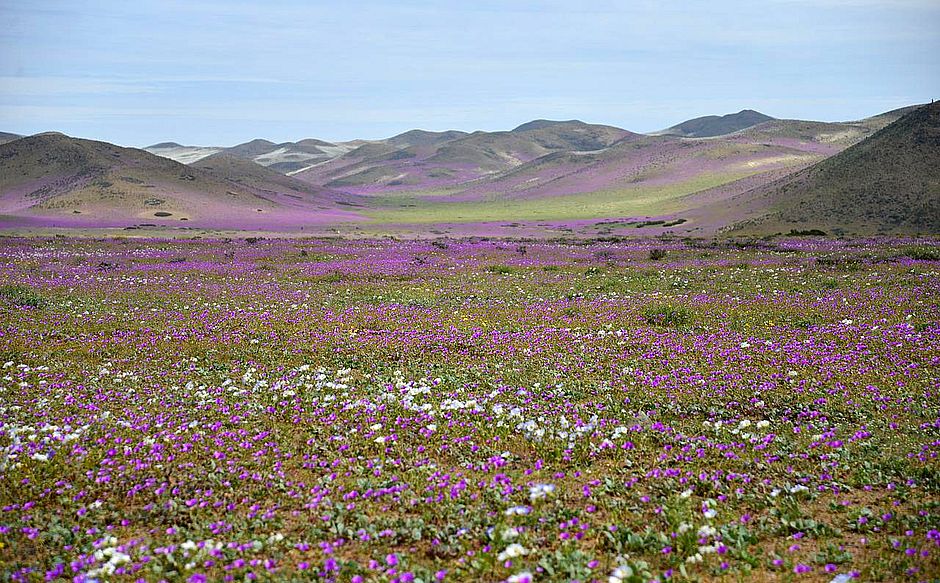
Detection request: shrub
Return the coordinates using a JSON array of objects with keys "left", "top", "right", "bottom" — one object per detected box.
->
[
  {"left": 0, "top": 284, "right": 47, "bottom": 309},
  {"left": 787, "top": 229, "right": 827, "bottom": 236},
  {"left": 902, "top": 246, "right": 940, "bottom": 261},
  {"left": 643, "top": 304, "right": 693, "bottom": 327},
  {"left": 648, "top": 248, "right": 668, "bottom": 261}
]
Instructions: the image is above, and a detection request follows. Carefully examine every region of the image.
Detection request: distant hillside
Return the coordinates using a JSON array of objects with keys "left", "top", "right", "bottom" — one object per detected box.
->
[
  {"left": 144, "top": 142, "right": 223, "bottom": 164},
  {"left": 293, "top": 120, "right": 633, "bottom": 192},
  {"left": 386, "top": 129, "right": 468, "bottom": 148},
  {"left": 730, "top": 102, "right": 940, "bottom": 234},
  {"left": 657, "top": 109, "right": 775, "bottom": 138},
  {"left": 146, "top": 138, "right": 357, "bottom": 174},
  {"left": 0, "top": 132, "right": 21, "bottom": 145},
  {"left": 4, "top": 104, "right": 933, "bottom": 235},
  {"left": 0, "top": 133, "right": 363, "bottom": 229}
]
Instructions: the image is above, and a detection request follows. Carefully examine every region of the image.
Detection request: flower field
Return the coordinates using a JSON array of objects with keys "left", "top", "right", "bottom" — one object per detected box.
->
[{"left": 1, "top": 236, "right": 938, "bottom": 582}]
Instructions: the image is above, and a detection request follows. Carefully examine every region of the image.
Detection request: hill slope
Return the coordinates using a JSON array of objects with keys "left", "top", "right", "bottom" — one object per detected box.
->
[
  {"left": 0, "top": 132, "right": 21, "bottom": 145},
  {"left": 292, "top": 120, "right": 634, "bottom": 193},
  {"left": 146, "top": 138, "right": 358, "bottom": 174},
  {"left": 0, "top": 134, "right": 364, "bottom": 229},
  {"left": 728, "top": 102, "right": 940, "bottom": 234},
  {"left": 657, "top": 110, "right": 775, "bottom": 138}
]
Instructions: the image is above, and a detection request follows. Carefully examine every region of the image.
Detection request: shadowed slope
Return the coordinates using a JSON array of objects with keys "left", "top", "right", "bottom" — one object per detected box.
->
[
  {"left": 728, "top": 102, "right": 940, "bottom": 234},
  {"left": 657, "top": 110, "right": 775, "bottom": 137}
]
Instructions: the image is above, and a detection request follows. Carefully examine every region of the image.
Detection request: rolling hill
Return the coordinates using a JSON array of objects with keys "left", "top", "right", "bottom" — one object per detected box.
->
[
  {"left": 291, "top": 120, "right": 634, "bottom": 193},
  {"left": 0, "top": 133, "right": 364, "bottom": 230},
  {"left": 0, "top": 132, "right": 21, "bottom": 145},
  {"left": 725, "top": 102, "right": 940, "bottom": 234},
  {"left": 2, "top": 103, "right": 933, "bottom": 235},
  {"left": 656, "top": 109, "right": 775, "bottom": 138},
  {"left": 145, "top": 138, "right": 357, "bottom": 174}
]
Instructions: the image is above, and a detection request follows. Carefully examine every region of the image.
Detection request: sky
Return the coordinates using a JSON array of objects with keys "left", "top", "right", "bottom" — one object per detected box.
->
[{"left": 1, "top": 0, "right": 938, "bottom": 147}]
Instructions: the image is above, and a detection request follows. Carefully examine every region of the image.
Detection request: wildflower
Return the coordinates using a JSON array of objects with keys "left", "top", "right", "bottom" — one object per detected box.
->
[
  {"left": 609, "top": 565, "right": 633, "bottom": 583},
  {"left": 794, "top": 563, "right": 812, "bottom": 573},
  {"left": 505, "top": 505, "right": 531, "bottom": 516},
  {"left": 497, "top": 543, "right": 528, "bottom": 561},
  {"left": 528, "top": 483, "right": 555, "bottom": 501},
  {"left": 507, "top": 572, "right": 533, "bottom": 583}
]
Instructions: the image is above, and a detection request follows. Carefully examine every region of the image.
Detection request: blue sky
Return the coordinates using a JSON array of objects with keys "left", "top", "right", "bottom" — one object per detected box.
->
[{"left": 1, "top": 0, "right": 938, "bottom": 147}]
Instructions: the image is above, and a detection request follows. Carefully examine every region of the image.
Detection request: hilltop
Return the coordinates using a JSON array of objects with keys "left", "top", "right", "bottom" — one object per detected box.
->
[
  {"left": 656, "top": 110, "right": 775, "bottom": 138},
  {"left": 0, "top": 133, "right": 364, "bottom": 230},
  {"left": 727, "top": 102, "right": 940, "bottom": 234}
]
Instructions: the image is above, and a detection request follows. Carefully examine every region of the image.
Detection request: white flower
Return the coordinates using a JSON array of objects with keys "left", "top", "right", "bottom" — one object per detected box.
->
[
  {"left": 703, "top": 508, "right": 717, "bottom": 519},
  {"left": 504, "top": 505, "right": 531, "bottom": 516},
  {"left": 609, "top": 565, "right": 633, "bottom": 583},
  {"left": 370, "top": 423, "right": 383, "bottom": 431},
  {"left": 680, "top": 489, "right": 693, "bottom": 498},
  {"left": 756, "top": 420, "right": 770, "bottom": 429},
  {"left": 697, "top": 525, "right": 716, "bottom": 538},
  {"left": 830, "top": 575, "right": 853, "bottom": 583},
  {"left": 507, "top": 572, "right": 533, "bottom": 583},
  {"left": 528, "top": 483, "right": 556, "bottom": 501},
  {"left": 374, "top": 436, "right": 387, "bottom": 444},
  {"left": 497, "top": 543, "right": 528, "bottom": 561}
]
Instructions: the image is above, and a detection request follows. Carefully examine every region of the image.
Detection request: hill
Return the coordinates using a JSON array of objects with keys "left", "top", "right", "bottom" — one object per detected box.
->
[
  {"left": 0, "top": 134, "right": 364, "bottom": 230},
  {"left": 657, "top": 110, "right": 775, "bottom": 138},
  {"left": 386, "top": 129, "right": 468, "bottom": 148},
  {"left": 727, "top": 102, "right": 940, "bottom": 234},
  {"left": 144, "top": 142, "right": 223, "bottom": 164},
  {"left": 0, "top": 132, "right": 22, "bottom": 145},
  {"left": 292, "top": 120, "right": 633, "bottom": 192},
  {"left": 146, "top": 138, "right": 358, "bottom": 174}
]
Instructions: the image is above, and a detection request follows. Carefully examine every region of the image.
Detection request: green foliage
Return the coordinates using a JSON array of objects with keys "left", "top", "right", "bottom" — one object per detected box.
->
[
  {"left": 487, "top": 265, "right": 518, "bottom": 275},
  {"left": 648, "top": 248, "right": 668, "bottom": 261},
  {"left": 643, "top": 303, "right": 693, "bottom": 327},
  {"left": 901, "top": 246, "right": 940, "bottom": 261},
  {"left": 0, "top": 284, "right": 46, "bottom": 309}
]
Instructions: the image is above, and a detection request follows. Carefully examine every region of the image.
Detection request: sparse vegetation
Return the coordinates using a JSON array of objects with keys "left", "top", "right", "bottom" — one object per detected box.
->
[
  {"left": 0, "top": 283, "right": 47, "bottom": 308},
  {"left": 643, "top": 303, "right": 693, "bottom": 326}
]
